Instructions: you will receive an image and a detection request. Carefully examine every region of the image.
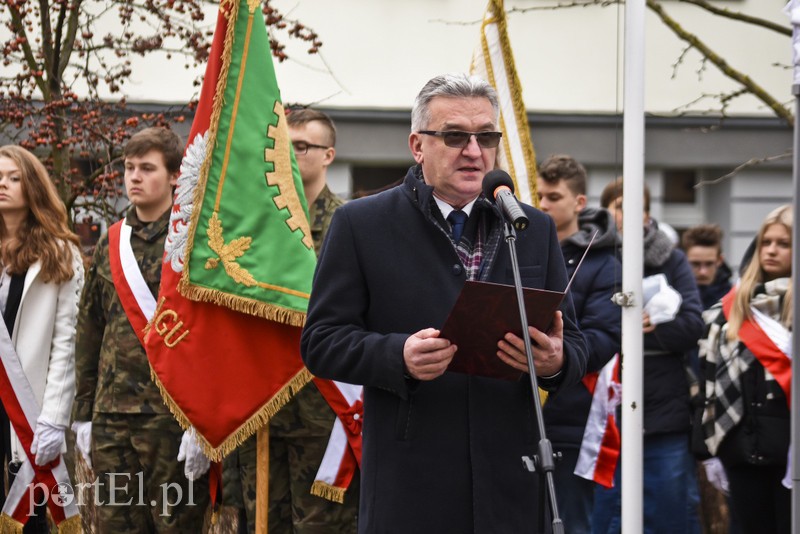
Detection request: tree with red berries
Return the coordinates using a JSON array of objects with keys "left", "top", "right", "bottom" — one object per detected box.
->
[{"left": 0, "top": 0, "right": 321, "bottom": 224}]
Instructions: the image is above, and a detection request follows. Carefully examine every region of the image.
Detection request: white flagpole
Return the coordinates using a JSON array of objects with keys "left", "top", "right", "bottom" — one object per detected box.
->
[
  {"left": 621, "top": 0, "right": 646, "bottom": 532},
  {"left": 786, "top": 2, "right": 800, "bottom": 531}
]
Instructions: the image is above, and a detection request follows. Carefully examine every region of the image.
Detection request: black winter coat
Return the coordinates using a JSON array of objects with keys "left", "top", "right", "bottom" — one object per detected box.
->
[
  {"left": 301, "top": 167, "right": 588, "bottom": 534},
  {"left": 642, "top": 227, "right": 705, "bottom": 435},
  {"left": 543, "top": 208, "right": 622, "bottom": 449}
]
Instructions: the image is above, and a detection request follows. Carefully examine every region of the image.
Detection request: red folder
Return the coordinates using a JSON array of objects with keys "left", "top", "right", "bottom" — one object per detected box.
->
[
  {"left": 441, "top": 230, "right": 596, "bottom": 381},
  {"left": 440, "top": 281, "right": 565, "bottom": 381}
]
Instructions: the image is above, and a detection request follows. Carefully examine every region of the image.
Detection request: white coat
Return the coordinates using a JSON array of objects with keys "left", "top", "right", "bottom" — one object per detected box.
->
[{"left": 7, "top": 244, "right": 83, "bottom": 463}]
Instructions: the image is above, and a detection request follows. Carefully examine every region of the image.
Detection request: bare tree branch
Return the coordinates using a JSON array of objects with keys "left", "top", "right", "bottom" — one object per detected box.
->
[
  {"left": 677, "top": 0, "right": 790, "bottom": 37},
  {"left": 647, "top": 0, "right": 793, "bottom": 126},
  {"left": 695, "top": 149, "right": 793, "bottom": 188}
]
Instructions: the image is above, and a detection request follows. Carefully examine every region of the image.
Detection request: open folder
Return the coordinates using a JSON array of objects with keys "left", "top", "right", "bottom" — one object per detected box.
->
[
  {"left": 440, "top": 282, "right": 566, "bottom": 381},
  {"left": 440, "top": 231, "right": 597, "bottom": 381}
]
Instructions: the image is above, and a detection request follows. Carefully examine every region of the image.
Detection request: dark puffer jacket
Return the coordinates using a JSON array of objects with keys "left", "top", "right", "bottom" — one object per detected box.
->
[
  {"left": 642, "top": 224, "right": 704, "bottom": 435},
  {"left": 543, "top": 207, "right": 622, "bottom": 449}
]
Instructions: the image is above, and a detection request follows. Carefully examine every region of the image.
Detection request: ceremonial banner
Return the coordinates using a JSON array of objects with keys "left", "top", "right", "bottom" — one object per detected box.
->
[
  {"left": 470, "top": 0, "right": 539, "bottom": 206},
  {"left": 145, "top": 0, "right": 317, "bottom": 460},
  {"left": 574, "top": 355, "right": 622, "bottom": 488}
]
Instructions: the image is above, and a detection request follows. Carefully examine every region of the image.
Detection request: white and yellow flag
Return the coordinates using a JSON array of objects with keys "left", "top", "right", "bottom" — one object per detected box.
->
[{"left": 470, "top": 0, "right": 539, "bottom": 206}]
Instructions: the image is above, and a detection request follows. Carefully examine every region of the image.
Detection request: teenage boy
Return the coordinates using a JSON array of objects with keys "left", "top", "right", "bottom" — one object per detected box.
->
[
  {"left": 73, "top": 127, "right": 210, "bottom": 532},
  {"left": 537, "top": 154, "right": 622, "bottom": 534}
]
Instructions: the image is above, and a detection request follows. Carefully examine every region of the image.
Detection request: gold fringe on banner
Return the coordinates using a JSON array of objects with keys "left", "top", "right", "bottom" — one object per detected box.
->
[
  {"left": 0, "top": 514, "right": 23, "bottom": 534},
  {"left": 310, "top": 481, "right": 346, "bottom": 504},
  {"left": 57, "top": 515, "right": 83, "bottom": 534},
  {"left": 149, "top": 364, "right": 313, "bottom": 461},
  {"left": 176, "top": 282, "right": 307, "bottom": 328}
]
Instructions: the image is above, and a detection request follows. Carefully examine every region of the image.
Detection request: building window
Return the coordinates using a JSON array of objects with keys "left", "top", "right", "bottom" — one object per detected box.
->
[
  {"left": 663, "top": 169, "right": 697, "bottom": 204},
  {"left": 351, "top": 165, "right": 410, "bottom": 198}
]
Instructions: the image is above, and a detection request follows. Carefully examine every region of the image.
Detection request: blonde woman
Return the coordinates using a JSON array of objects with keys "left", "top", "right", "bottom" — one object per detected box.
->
[
  {"left": 0, "top": 146, "right": 83, "bottom": 532},
  {"left": 700, "top": 204, "right": 792, "bottom": 534}
]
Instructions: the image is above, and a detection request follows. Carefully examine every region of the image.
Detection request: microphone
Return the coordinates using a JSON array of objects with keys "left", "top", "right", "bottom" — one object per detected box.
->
[{"left": 482, "top": 170, "right": 529, "bottom": 231}]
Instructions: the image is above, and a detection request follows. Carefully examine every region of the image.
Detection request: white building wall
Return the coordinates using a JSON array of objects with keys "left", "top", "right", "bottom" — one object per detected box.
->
[{"left": 112, "top": 0, "right": 791, "bottom": 118}]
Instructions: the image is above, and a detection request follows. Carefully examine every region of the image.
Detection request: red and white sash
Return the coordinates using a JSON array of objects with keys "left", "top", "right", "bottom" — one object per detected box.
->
[
  {"left": 108, "top": 219, "right": 157, "bottom": 345},
  {"left": 0, "top": 314, "right": 80, "bottom": 529},
  {"left": 721, "top": 289, "right": 792, "bottom": 406},
  {"left": 574, "top": 354, "right": 621, "bottom": 488},
  {"left": 311, "top": 379, "right": 363, "bottom": 503}
]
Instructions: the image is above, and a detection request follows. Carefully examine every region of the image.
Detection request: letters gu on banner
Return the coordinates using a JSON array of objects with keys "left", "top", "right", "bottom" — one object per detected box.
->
[{"left": 145, "top": 0, "right": 317, "bottom": 460}]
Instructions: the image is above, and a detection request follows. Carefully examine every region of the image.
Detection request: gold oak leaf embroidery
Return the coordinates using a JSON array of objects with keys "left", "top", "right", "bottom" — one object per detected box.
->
[
  {"left": 265, "top": 100, "right": 314, "bottom": 250},
  {"left": 205, "top": 212, "right": 257, "bottom": 286}
]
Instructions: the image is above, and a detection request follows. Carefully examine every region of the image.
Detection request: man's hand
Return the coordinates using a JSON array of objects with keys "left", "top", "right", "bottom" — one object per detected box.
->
[
  {"left": 31, "top": 419, "right": 66, "bottom": 466},
  {"left": 177, "top": 428, "right": 211, "bottom": 481},
  {"left": 643, "top": 311, "right": 656, "bottom": 333},
  {"left": 71, "top": 421, "right": 93, "bottom": 469},
  {"left": 497, "top": 311, "right": 564, "bottom": 376},
  {"left": 702, "top": 458, "right": 729, "bottom": 495},
  {"left": 403, "top": 328, "right": 457, "bottom": 381}
]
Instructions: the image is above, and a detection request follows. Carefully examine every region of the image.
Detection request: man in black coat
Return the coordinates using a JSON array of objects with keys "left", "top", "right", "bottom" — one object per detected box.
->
[
  {"left": 537, "top": 154, "right": 622, "bottom": 534},
  {"left": 300, "top": 73, "right": 588, "bottom": 533}
]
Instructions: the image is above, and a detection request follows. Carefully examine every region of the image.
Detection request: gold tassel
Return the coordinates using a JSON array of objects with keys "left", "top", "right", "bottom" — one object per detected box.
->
[
  {"left": 0, "top": 513, "right": 24, "bottom": 534},
  {"left": 56, "top": 515, "right": 83, "bottom": 534},
  {"left": 310, "top": 481, "right": 346, "bottom": 504},
  {"left": 176, "top": 282, "right": 307, "bottom": 326}
]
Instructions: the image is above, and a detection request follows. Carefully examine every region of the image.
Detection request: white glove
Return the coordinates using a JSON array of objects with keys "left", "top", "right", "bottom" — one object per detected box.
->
[
  {"left": 177, "top": 428, "right": 210, "bottom": 481},
  {"left": 71, "top": 421, "right": 93, "bottom": 469},
  {"left": 30, "top": 419, "right": 66, "bottom": 466},
  {"left": 703, "top": 458, "right": 729, "bottom": 495}
]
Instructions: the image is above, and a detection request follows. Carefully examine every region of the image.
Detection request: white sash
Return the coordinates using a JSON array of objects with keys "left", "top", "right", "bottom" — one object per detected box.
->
[
  {"left": 119, "top": 219, "right": 157, "bottom": 320},
  {"left": 0, "top": 315, "right": 79, "bottom": 524}
]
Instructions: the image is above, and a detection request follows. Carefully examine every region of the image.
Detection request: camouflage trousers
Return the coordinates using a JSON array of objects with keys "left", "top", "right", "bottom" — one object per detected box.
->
[
  {"left": 223, "top": 382, "right": 359, "bottom": 533},
  {"left": 91, "top": 413, "right": 209, "bottom": 533}
]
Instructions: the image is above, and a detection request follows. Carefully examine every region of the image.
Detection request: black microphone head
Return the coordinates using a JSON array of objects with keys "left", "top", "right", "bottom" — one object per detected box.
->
[{"left": 482, "top": 169, "right": 514, "bottom": 199}]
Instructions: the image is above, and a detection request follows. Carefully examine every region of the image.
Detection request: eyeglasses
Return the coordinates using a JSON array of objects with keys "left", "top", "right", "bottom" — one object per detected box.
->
[
  {"left": 689, "top": 260, "right": 718, "bottom": 270},
  {"left": 292, "top": 141, "right": 330, "bottom": 155},
  {"left": 418, "top": 130, "right": 502, "bottom": 149}
]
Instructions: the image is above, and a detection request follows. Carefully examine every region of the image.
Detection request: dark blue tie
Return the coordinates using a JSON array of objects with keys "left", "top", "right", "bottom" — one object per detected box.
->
[{"left": 447, "top": 210, "right": 468, "bottom": 242}]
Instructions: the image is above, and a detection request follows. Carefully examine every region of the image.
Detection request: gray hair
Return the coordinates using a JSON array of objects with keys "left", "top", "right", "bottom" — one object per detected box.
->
[{"left": 411, "top": 73, "right": 500, "bottom": 132}]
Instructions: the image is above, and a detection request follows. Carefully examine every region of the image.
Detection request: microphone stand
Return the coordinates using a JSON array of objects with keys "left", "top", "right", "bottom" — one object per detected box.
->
[{"left": 502, "top": 220, "right": 564, "bottom": 534}]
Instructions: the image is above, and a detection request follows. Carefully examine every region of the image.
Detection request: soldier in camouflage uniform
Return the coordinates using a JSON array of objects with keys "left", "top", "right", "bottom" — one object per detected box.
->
[
  {"left": 72, "top": 127, "right": 209, "bottom": 533},
  {"left": 224, "top": 109, "right": 358, "bottom": 534}
]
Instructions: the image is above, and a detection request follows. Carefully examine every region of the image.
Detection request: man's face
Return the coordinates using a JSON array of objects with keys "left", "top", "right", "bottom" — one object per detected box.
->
[
  {"left": 686, "top": 245, "right": 722, "bottom": 286},
  {"left": 289, "top": 121, "right": 334, "bottom": 186},
  {"left": 536, "top": 179, "right": 585, "bottom": 236},
  {"left": 124, "top": 149, "right": 177, "bottom": 215},
  {"left": 408, "top": 96, "right": 497, "bottom": 208},
  {"left": 606, "top": 195, "right": 649, "bottom": 234}
]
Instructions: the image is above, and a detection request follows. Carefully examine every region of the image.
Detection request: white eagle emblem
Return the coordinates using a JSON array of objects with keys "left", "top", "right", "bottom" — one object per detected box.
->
[{"left": 165, "top": 131, "right": 207, "bottom": 272}]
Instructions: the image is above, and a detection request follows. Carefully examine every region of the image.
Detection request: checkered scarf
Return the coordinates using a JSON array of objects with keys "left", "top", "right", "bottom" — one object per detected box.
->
[
  {"left": 435, "top": 197, "right": 503, "bottom": 282},
  {"left": 700, "top": 281, "right": 789, "bottom": 455}
]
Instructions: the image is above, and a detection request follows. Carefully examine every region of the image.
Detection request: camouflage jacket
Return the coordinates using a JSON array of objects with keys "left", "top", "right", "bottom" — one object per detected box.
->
[
  {"left": 270, "top": 184, "right": 344, "bottom": 429},
  {"left": 310, "top": 184, "right": 344, "bottom": 256},
  {"left": 73, "top": 207, "right": 171, "bottom": 420}
]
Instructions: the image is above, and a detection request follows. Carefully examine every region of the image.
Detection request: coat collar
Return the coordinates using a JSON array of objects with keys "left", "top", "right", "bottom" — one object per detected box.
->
[{"left": 19, "top": 259, "right": 41, "bottom": 306}]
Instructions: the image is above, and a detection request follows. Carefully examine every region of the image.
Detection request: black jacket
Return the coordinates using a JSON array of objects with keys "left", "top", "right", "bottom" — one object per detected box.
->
[
  {"left": 301, "top": 166, "right": 588, "bottom": 534},
  {"left": 543, "top": 208, "right": 622, "bottom": 449},
  {"left": 642, "top": 225, "right": 705, "bottom": 435},
  {"left": 698, "top": 262, "right": 733, "bottom": 310}
]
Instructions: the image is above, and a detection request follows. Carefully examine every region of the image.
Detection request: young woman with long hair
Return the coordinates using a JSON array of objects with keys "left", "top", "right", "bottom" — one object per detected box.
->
[
  {"left": 700, "top": 204, "right": 792, "bottom": 534},
  {"left": 0, "top": 145, "right": 83, "bottom": 532}
]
